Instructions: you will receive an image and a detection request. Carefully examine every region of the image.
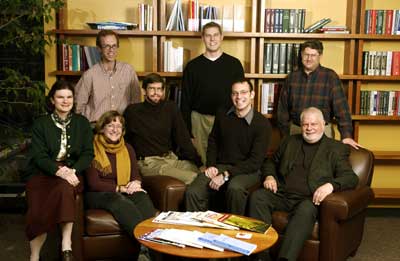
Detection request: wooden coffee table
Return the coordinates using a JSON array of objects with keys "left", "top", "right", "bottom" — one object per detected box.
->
[{"left": 133, "top": 216, "right": 278, "bottom": 259}]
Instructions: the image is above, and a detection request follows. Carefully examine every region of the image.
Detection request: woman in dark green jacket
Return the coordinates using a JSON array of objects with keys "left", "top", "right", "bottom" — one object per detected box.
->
[{"left": 25, "top": 80, "right": 94, "bottom": 261}]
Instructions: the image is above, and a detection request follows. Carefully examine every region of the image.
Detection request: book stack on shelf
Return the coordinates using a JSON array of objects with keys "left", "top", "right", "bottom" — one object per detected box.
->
[
  {"left": 264, "top": 8, "right": 306, "bottom": 33},
  {"left": 263, "top": 43, "right": 301, "bottom": 74},
  {"left": 163, "top": 40, "right": 190, "bottom": 72},
  {"left": 364, "top": 9, "right": 400, "bottom": 35},
  {"left": 87, "top": 22, "right": 138, "bottom": 30},
  {"left": 138, "top": 3, "right": 153, "bottom": 31},
  {"left": 166, "top": 0, "right": 186, "bottom": 31},
  {"left": 303, "top": 18, "right": 331, "bottom": 33},
  {"left": 360, "top": 90, "right": 400, "bottom": 116},
  {"left": 261, "top": 82, "right": 281, "bottom": 115},
  {"left": 362, "top": 51, "right": 400, "bottom": 76},
  {"left": 59, "top": 44, "right": 100, "bottom": 72},
  {"left": 318, "top": 25, "right": 349, "bottom": 34}
]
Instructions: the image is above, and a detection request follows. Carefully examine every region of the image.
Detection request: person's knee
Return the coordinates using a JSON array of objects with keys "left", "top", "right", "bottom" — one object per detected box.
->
[{"left": 296, "top": 200, "right": 318, "bottom": 219}]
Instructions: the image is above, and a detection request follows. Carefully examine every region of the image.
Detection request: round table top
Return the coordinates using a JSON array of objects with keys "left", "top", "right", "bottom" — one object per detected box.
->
[{"left": 133, "top": 216, "right": 278, "bottom": 259}]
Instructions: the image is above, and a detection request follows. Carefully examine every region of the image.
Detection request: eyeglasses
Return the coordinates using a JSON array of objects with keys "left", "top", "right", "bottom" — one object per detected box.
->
[
  {"left": 147, "top": 86, "right": 164, "bottom": 93},
  {"left": 302, "top": 53, "right": 319, "bottom": 59},
  {"left": 101, "top": 44, "right": 118, "bottom": 50},
  {"left": 231, "top": 90, "right": 250, "bottom": 97},
  {"left": 105, "top": 123, "right": 123, "bottom": 130}
]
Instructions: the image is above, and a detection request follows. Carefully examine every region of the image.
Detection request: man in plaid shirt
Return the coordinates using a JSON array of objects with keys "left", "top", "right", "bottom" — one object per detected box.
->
[{"left": 277, "top": 40, "right": 360, "bottom": 149}]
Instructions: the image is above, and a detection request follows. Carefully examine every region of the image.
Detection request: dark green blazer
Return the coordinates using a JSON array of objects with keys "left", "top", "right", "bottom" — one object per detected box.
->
[
  {"left": 25, "top": 113, "right": 94, "bottom": 180},
  {"left": 263, "top": 134, "right": 358, "bottom": 193}
]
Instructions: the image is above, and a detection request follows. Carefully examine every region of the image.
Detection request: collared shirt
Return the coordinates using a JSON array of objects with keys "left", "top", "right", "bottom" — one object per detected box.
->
[
  {"left": 74, "top": 61, "right": 140, "bottom": 122},
  {"left": 277, "top": 65, "right": 353, "bottom": 139},
  {"left": 226, "top": 106, "right": 254, "bottom": 125}
]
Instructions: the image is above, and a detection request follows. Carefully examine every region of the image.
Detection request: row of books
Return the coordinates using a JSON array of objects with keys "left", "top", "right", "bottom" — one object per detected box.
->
[
  {"left": 360, "top": 90, "right": 400, "bottom": 116},
  {"left": 362, "top": 51, "right": 400, "bottom": 76},
  {"left": 167, "top": 0, "right": 245, "bottom": 32},
  {"left": 263, "top": 43, "right": 302, "bottom": 74},
  {"left": 152, "top": 210, "right": 271, "bottom": 234},
  {"left": 87, "top": 22, "right": 137, "bottom": 30},
  {"left": 138, "top": 3, "right": 153, "bottom": 31},
  {"left": 139, "top": 228, "right": 256, "bottom": 255},
  {"left": 59, "top": 44, "right": 100, "bottom": 72},
  {"left": 260, "top": 82, "right": 281, "bottom": 115},
  {"left": 364, "top": 9, "right": 400, "bottom": 35},
  {"left": 264, "top": 8, "right": 306, "bottom": 33}
]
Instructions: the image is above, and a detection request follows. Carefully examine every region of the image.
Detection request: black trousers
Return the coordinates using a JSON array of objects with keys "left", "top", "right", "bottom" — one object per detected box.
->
[
  {"left": 249, "top": 189, "right": 318, "bottom": 261},
  {"left": 85, "top": 191, "right": 156, "bottom": 237}
]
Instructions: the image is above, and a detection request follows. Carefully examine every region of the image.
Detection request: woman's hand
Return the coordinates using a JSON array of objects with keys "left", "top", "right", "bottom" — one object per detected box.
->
[
  {"left": 124, "top": 180, "right": 147, "bottom": 194},
  {"left": 56, "top": 166, "right": 79, "bottom": 187}
]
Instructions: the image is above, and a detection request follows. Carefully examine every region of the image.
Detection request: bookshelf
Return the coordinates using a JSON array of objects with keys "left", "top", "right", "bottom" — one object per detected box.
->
[{"left": 44, "top": 0, "right": 400, "bottom": 205}]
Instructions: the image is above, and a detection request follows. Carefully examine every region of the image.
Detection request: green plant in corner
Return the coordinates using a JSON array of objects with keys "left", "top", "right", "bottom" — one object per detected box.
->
[{"left": 0, "top": 0, "right": 65, "bottom": 145}]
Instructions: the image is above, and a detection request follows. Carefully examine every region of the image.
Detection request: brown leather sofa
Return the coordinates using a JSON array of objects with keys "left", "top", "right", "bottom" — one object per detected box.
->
[
  {"left": 71, "top": 175, "right": 186, "bottom": 261},
  {"left": 270, "top": 147, "right": 375, "bottom": 261}
]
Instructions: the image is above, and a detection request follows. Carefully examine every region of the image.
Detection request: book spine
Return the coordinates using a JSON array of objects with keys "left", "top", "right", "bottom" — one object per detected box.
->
[{"left": 386, "top": 10, "right": 393, "bottom": 35}]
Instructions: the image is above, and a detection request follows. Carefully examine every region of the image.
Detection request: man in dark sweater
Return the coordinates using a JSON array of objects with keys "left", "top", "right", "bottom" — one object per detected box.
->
[
  {"left": 249, "top": 107, "right": 359, "bottom": 261},
  {"left": 181, "top": 22, "right": 244, "bottom": 164},
  {"left": 185, "top": 79, "right": 272, "bottom": 215},
  {"left": 124, "top": 73, "right": 202, "bottom": 185}
]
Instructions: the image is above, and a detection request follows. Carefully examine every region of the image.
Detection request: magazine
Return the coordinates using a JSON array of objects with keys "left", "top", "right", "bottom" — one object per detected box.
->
[
  {"left": 218, "top": 214, "right": 271, "bottom": 234},
  {"left": 193, "top": 211, "right": 239, "bottom": 230},
  {"left": 152, "top": 211, "right": 221, "bottom": 228}
]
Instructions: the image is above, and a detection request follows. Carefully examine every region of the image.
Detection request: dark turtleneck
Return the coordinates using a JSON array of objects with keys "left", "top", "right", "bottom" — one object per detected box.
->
[{"left": 123, "top": 99, "right": 202, "bottom": 166}]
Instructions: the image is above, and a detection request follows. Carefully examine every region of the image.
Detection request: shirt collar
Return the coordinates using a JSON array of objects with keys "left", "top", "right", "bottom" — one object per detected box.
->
[{"left": 226, "top": 106, "right": 254, "bottom": 125}]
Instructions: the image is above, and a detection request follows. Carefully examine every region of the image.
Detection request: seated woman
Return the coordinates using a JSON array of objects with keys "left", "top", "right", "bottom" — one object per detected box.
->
[
  {"left": 85, "top": 111, "right": 156, "bottom": 243},
  {"left": 25, "top": 80, "right": 94, "bottom": 261}
]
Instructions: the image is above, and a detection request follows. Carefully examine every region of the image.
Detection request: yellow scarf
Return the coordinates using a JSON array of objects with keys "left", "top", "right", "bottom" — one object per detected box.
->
[{"left": 93, "top": 134, "right": 130, "bottom": 186}]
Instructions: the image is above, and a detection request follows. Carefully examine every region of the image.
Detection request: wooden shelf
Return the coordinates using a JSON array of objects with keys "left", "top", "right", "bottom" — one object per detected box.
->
[
  {"left": 373, "top": 188, "right": 400, "bottom": 199},
  {"left": 357, "top": 34, "right": 400, "bottom": 40},
  {"left": 49, "top": 70, "right": 184, "bottom": 77},
  {"left": 352, "top": 115, "right": 400, "bottom": 121},
  {"left": 373, "top": 151, "right": 400, "bottom": 160}
]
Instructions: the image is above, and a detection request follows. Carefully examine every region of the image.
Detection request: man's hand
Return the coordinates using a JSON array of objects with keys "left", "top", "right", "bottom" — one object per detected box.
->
[
  {"left": 263, "top": 175, "right": 277, "bottom": 193},
  {"left": 209, "top": 174, "right": 225, "bottom": 191},
  {"left": 204, "top": 166, "right": 219, "bottom": 179},
  {"left": 342, "top": 138, "right": 361, "bottom": 150},
  {"left": 312, "top": 183, "right": 334, "bottom": 205}
]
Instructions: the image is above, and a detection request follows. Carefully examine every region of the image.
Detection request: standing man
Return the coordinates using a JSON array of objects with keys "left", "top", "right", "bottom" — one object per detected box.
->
[
  {"left": 181, "top": 22, "right": 245, "bottom": 164},
  {"left": 277, "top": 39, "right": 361, "bottom": 149},
  {"left": 185, "top": 79, "right": 272, "bottom": 215},
  {"left": 124, "top": 73, "right": 202, "bottom": 185},
  {"left": 249, "top": 107, "right": 359, "bottom": 261},
  {"left": 75, "top": 30, "right": 140, "bottom": 123}
]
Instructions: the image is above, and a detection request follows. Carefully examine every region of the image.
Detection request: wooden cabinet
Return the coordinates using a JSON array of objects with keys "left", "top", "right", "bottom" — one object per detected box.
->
[{"left": 45, "top": 0, "right": 400, "bottom": 205}]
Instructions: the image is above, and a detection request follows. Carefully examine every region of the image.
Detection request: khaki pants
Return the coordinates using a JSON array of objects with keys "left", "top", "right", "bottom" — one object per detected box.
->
[
  {"left": 191, "top": 111, "right": 215, "bottom": 165},
  {"left": 290, "top": 122, "right": 334, "bottom": 139},
  {"left": 137, "top": 152, "right": 199, "bottom": 185}
]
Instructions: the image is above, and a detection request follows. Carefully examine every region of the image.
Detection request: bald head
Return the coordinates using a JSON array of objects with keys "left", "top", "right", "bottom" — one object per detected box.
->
[{"left": 300, "top": 107, "right": 325, "bottom": 143}]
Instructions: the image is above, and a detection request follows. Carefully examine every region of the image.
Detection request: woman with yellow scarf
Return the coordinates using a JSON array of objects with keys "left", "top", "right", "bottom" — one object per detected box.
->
[{"left": 85, "top": 111, "right": 156, "bottom": 243}]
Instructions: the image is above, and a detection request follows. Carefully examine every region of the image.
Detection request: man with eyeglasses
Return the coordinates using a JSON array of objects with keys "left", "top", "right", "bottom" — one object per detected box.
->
[
  {"left": 181, "top": 22, "right": 245, "bottom": 165},
  {"left": 75, "top": 30, "right": 140, "bottom": 123},
  {"left": 277, "top": 39, "right": 361, "bottom": 149},
  {"left": 185, "top": 79, "right": 272, "bottom": 215},
  {"left": 123, "top": 73, "right": 202, "bottom": 185}
]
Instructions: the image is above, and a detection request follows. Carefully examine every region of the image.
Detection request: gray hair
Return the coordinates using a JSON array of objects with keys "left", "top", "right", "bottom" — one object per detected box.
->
[{"left": 300, "top": 107, "right": 325, "bottom": 124}]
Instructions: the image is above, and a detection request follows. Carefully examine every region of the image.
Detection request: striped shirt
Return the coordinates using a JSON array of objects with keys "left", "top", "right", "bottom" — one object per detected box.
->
[
  {"left": 74, "top": 61, "right": 140, "bottom": 122},
  {"left": 277, "top": 65, "right": 353, "bottom": 139}
]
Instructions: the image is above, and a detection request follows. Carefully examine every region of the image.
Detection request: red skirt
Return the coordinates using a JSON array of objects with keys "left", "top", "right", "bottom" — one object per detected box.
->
[{"left": 25, "top": 174, "right": 83, "bottom": 241}]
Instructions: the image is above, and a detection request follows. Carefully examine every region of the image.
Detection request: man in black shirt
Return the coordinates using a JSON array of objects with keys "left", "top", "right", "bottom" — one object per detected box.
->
[
  {"left": 185, "top": 79, "right": 272, "bottom": 215},
  {"left": 124, "top": 73, "right": 202, "bottom": 185},
  {"left": 181, "top": 22, "right": 245, "bottom": 164}
]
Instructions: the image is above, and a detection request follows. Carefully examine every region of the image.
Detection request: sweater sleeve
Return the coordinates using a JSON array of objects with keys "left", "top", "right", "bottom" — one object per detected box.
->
[
  {"left": 85, "top": 164, "right": 117, "bottom": 192},
  {"left": 126, "top": 143, "right": 142, "bottom": 182},
  {"left": 181, "top": 63, "right": 194, "bottom": 136},
  {"left": 71, "top": 117, "right": 94, "bottom": 174}
]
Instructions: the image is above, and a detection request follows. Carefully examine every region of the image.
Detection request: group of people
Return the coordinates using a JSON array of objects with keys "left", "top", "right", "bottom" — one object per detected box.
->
[{"left": 25, "top": 22, "right": 360, "bottom": 261}]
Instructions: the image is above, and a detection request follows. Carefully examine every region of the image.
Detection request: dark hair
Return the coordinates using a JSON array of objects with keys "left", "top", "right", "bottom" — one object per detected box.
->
[
  {"left": 201, "top": 22, "right": 222, "bottom": 36},
  {"left": 300, "top": 40, "right": 324, "bottom": 54},
  {"left": 45, "top": 80, "right": 75, "bottom": 113},
  {"left": 142, "top": 73, "right": 165, "bottom": 90},
  {"left": 232, "top": 78, "right": 253, "bottom": 92},
  {"left": 94, "top": 110, "right": 125, "bottom": 135},
  {"left": 96, "top": 30, "right": 119, "bottom": 48}
]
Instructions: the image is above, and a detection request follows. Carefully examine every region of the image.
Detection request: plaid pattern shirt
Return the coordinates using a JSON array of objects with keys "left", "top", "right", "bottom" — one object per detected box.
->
[{"left": 277, "top": 65, "right": 353, "bottom": 139}]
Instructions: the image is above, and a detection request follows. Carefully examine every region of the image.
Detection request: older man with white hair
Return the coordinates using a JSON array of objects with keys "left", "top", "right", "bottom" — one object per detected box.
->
[{"left": 249, "top": 107, "right": 359, "bottom": 261}]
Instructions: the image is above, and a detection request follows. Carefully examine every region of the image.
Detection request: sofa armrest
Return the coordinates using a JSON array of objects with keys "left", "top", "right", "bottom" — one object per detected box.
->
[
  {"left": 320, "top": 186, "right": 374, "bottom": 221},
  {"left": 142, "top": 175, "right": 186, "bottom": 211}
]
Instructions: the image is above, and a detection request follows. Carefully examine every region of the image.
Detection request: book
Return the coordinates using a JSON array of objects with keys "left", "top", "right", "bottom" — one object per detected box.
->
[
  {"left": 153, "top": 211, "right": 224, "bottom": 228},
  {"left": 198, "top": 233, "right": 257, "bottom": 256},
  {"left": 193, "top": 211, "right": 239, "bottom": 230},
  {"left": 87, "top": 22, "right": 137, "bottom": 30},
  {"left": 218, "top": 214, "right": 271, "bottom": 234},
  {"left": 304, "top": 18, "right": 331, "bottom": 33}
]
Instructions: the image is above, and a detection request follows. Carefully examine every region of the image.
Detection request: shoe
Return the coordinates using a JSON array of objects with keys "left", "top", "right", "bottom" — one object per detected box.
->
[{"left": 62, "top": 250, "right": 74, "bottom": 261}]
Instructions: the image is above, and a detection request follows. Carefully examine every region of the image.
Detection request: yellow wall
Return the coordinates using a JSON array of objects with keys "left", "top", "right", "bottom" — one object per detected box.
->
[{"left": 44, "top": 0, "right": 400, "bottom": 191}]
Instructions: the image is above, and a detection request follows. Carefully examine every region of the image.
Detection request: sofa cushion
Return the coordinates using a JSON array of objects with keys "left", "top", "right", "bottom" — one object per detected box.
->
[
  {"left": 272, "top": 211, "right": 319, "bottom": 240},
  {"left": 85, "top": 209, "right": 123, "bottom": 236}
]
